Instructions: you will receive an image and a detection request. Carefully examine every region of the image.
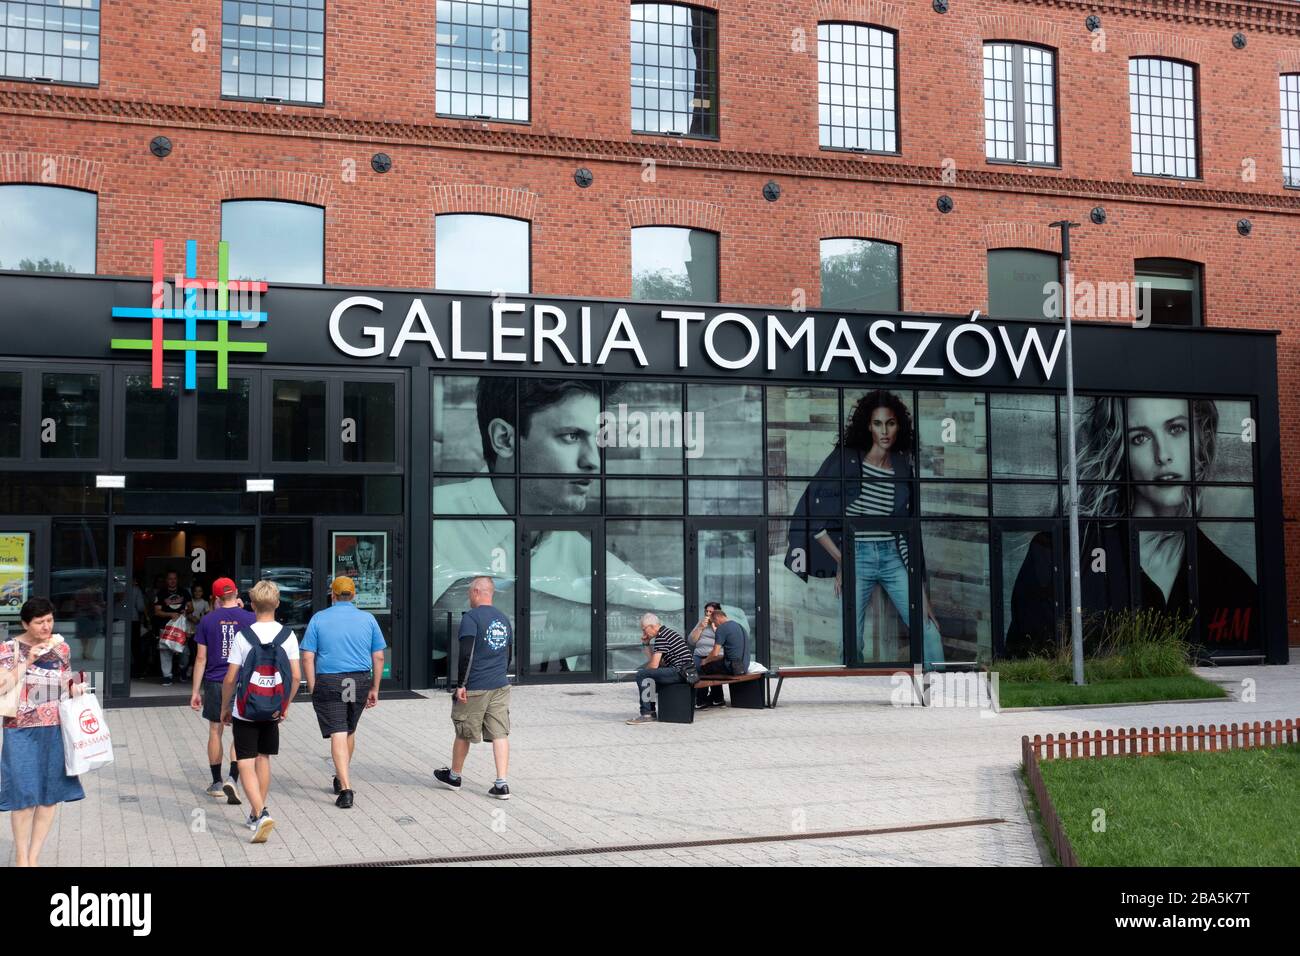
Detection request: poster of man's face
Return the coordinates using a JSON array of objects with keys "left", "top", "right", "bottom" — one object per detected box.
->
[{"left": 332, "top": 532, "right": 388, "bottom": 611}]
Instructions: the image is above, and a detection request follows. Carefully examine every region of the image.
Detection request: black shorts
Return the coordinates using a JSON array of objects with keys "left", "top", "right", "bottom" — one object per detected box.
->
[
  {"left": 311, "top": 672, "right": 373, "bottom": 738},
  {"left": 201, "top": 680, "right": 225, "bottom": 723},
  {"left": 231, "top": 719, "right": 279, "bottom": 760}
]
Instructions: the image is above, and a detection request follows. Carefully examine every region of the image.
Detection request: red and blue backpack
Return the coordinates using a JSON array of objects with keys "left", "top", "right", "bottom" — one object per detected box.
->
[{"left": 234, "top": 625, "right": 294, "bottom": 721}]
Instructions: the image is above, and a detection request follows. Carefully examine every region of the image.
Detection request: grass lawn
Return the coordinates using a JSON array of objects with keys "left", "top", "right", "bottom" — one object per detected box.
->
[
  {"left": 1033, "top": 744, "right": 1300, "bottom": 866},
  {"left": 998, "top": 673, "right": 1227, "bottom": 708}
]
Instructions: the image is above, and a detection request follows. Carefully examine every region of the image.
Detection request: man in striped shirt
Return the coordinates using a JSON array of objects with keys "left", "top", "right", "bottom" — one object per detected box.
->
[{"left": 626, "top": 613, "right": 694, "bottom": 725}]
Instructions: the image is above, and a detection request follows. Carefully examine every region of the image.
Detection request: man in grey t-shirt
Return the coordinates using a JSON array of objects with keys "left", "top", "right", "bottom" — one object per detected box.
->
[{"left": 697, "top": 602, "right": 750, "bottom": 708}]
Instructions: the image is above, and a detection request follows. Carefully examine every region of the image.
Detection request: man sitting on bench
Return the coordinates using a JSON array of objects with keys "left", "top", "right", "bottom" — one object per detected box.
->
[
  {"left": 626, "top": 613, "right": 694, "bottom": 725},
  {"left": 697, "top": 602, "right": 749, "bottom": 708}
]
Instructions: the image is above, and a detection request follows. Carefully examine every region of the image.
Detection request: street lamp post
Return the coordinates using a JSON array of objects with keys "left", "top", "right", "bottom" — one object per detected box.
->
[{"left": 1049, "top": 219, "right": 1086, "bottom": 686}]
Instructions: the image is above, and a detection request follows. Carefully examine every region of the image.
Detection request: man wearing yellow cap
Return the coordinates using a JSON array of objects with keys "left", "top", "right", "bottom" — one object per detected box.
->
[{"left": 300, "top": 576, "right": 387, "bottom": 809}]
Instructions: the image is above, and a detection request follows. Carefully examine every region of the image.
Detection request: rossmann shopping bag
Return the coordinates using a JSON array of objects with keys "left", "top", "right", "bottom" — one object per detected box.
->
[
  {"left": 158, "top": 619, "right": 189, "bottom": 655},
  {"left": 60, "top": 691, "right": 114, "bottom": 775}
]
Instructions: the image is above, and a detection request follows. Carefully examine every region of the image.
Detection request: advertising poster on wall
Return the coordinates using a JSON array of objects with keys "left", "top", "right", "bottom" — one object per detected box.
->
[
  {"left": 332, "top": 532, "right": 389, "bottom": 612},
  {"left": 0, "top": 532, "right": 31, "bottom": 617}
]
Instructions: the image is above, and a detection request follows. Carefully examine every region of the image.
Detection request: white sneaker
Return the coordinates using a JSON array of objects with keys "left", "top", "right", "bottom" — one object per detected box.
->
[{"left": 249, "top": 809, "right": 275, "bottom": 844}]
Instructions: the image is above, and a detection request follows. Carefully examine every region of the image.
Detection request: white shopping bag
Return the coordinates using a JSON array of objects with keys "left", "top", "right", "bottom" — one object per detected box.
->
[{"left": 60, "top": 691, "right": 114, "bottom": 775}]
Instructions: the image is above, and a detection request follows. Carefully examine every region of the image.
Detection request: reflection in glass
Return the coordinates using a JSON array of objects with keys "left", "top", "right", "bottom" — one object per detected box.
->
[
  {"left": 1000, "top": 528, "right": 1058, "bottom": 658},
  {"left": 918, "top": 391, "right": 987, "bottom": 479},
  {"left": 769, "top": 519, "right": 841, "bottom": 667},
  {"left": 608, "top": 479, "right": 681, "bottom": 515},
  {"left": 220, "top": 0, "right": 324, "bottom": 103},
  {"left": 0, "top": 186, "right": 96, "bottom": 274},
  {"left": 527, "top": 528, "right": 593, "bottom": 673},
  {"left": 1196, "top": 522, "right": 1260, "bottom": 649},
  {"left": 432, "top": 375, "right": 511, "bottom": 473},
  {"left": 271, "top": 379, "right": 326, "bottom": 462},
  {"left": 992, "top": 483, "right": 1056, "bottom": 516},
  {"left": 197, "top": 376, "right": 250, "bottom": 460},
  {"left": 697, "top": 528, "right": 756, "bottom": 648},
  {"left": 920, "top": 482, "right": 988, "bottom": 516},
  {"left": 124, "top": 373, "right": 179, "bottom": 460},
  {"left": 343, "top": 381, "right": 396, "bottom": 463},
  {"left": 689, "top": 480, "right": 763, "bottom": 515},
  {"left": 0, "top": 372, "right": 21, "bottom": 457},
  {"left": 1201, "top": 399, "right": 1253, "bottom": 483},
  {"left": 991, "top": 393, "right": 1056, "bottom": 479},
  {"left": 606, "top": 520, "right": 685, "bottom": 677},
  {"left": 987, "top": 249, "right": 1059, "bottom": 320},
  {"left": 631, "top": 3, "right": 718, "bottom": 137},
  {"left": 432, "top": 519, "right": 515, "bottom": 680},
  {"left": 41, "top": 372, "right": 99, "bottom": 460},
  {"left": 603, "top": 381, "right": 684, "bottom": 475},
  {"left": 260, "top": 520, "right": 314, "bottom": 631},
  {"left": 686, "top": 384, "right": 761, "bottom": 476},
  {"left": 922, "top": 521, "right": 991, "bottom": 665},
  {"left": 819, "top": 239, "right": 900, "bottom": 311},
  {"left": 222, "top": 200, "right": 324, "bottom": 284},
  {"left": 1197, "top": 487, "right": 1254, "bottom": 518},
  {"left": 766, "top": 386, "right": 839, "bottom": 477},
  {"left": 51, "top": 519, "right": 108, "bottom": 674},
  {"left": 436, "top": 214, "right": 530, "bottom": 294},
  {"left": 1135, "top": 258, "right": 1201, "bottom": 327},
  {"left": 631, "top": 227, "right": 718, "bottom": 302},
  {"left": 436, "top": 0, "right": 530, "bottom": 121}
]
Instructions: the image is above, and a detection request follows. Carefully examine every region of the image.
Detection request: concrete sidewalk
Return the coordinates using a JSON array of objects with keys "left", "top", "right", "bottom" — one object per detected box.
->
[{"left": 3, "top": 663, "right": 1294, "bottom": 867}]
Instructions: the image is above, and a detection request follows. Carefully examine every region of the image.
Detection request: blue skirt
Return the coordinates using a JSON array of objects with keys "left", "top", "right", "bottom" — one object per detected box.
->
[{"left": 0, "top": 725, "right": 85, "bottom": 811}]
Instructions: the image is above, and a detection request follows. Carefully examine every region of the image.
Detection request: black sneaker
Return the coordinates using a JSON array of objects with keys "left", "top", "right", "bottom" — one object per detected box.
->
[
  {"left": 433, "top": 767, "right": 462, "bottom": 791},
  {"left": 332, "top": 776, "right": 341, "bottom": 795},
  {"left": 335, "top": 789, "right": 354, "bottom": 809},
  {"left": 488, "top": 783, "right": 511, "bottom": 800}
]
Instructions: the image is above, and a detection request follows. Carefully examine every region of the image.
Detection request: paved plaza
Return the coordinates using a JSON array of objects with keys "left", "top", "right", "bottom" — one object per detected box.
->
[{"left": 4, "top": 663, "right": 1295, "bottom": 867}]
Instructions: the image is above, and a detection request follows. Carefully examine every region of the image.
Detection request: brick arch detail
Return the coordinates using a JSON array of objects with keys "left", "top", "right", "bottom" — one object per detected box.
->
[
  {"left": 430, "top": 184, "right": 538, "bottom": 220},
  {"left": 1129, "top": 233, "right": 1210, "bottom": 263},
  {"left": 1123, "top": 32, "right": 1209, "bottom": 65},
  {"left": 978, "top": 13, "right": 1061, "bottom": 49},
  {"left": 813, "top": 0, "right": 904, "bottom": 30},
  {"left": 983, "top": 222, "right": 1059, "bottom": 253},
  {"left": 817, "top": 210, "right": 903, "bottom": 244},
  {"left": 0, "top": 152, "right": 103, "bottom": 192},
  {"left": 624, "top": 198, "right": 723, "bottom": 232},
  {"left": 1279, "top": 51, "right": 1300, "bottom": 74},
  {"left": 217, "top": 169, "right": 332, "bottom": 206}
]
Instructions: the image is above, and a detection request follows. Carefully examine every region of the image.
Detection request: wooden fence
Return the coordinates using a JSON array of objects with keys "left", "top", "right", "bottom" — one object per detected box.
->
[{"left": 1021, "top": 718, "right": 1298, "bottom": 867}]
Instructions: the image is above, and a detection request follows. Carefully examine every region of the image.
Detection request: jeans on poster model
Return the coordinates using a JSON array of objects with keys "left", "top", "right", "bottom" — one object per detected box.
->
[{"left": 854, "top": 539, "right": 945, "bottom": 667}]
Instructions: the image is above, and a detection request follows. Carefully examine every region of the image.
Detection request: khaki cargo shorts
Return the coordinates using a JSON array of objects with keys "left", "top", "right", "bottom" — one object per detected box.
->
[{"left": 451, "top": 685, "right": 511, "bottom": 743}]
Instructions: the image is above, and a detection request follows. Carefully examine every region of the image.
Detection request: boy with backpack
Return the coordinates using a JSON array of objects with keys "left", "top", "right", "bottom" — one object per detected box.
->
[{"left": 220, "top": 579, "right": 300, "bottom": 844}]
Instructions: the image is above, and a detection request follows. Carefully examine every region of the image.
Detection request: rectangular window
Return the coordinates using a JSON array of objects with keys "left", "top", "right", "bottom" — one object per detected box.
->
[
  {"left": 1135, "top": 258, "right": 1201, "bottom": 327},
  {"left": 40, "top": 372, "right": 99, "bottom": 460},
  {"left": 820, "top": 238, "right": 900, "bottom": 311},
  {"left": 0, "top": 372, "right": 20, "bottom": 458},
  {"left": 983, "top": 43, "right": 1057, "bottom": 165},
  {"left": 196, "top": 375, "right": 252, "bottom": 461},
  {"left": 987, "top": 249, "right": 1060, "bottom": 320},
  {"left": 1130, "top": 57, "right": 1198, "bottom": 178},
  {"left": 0, "top": 0, "right": 100, "bottom": 85},
  {"left": 1281, "top": 74, "right": 1300, "bottom": 187},
  {"left": 123, "top": 373, "right": 179, "bottom": 461},
  {"left": 342, "top": 381, "right": 396, "bottom": 463},
  {"left": 818, "top": 23, "right": 897, "bottom": 152},
  {"left": 436, "top": 0, "right": 530, "bottom": 122},
  {"left": 221, "top": 0, "right": 325, "bottom": 104},
  {"left": 631, "top": 2, "right": 718, "bottom": 138},
  {"left": 271, "top": 379, "right": 327, "bottom": 462}
]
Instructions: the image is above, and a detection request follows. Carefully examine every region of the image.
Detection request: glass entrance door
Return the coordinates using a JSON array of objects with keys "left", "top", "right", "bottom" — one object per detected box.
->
[
  {"left": 687, "top": 521, "right": 762, "bottom": 665},
  {"left": 318, "top": 518, "right": 403, "bottom": 684},
  {"left": 518, "top": 519, "right": 602, "bottom": 679}
]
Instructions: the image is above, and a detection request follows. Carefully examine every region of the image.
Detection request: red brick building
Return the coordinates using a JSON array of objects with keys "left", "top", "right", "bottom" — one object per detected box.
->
[{"left": 0, "top": 0, "right": 1294, "bottom": 698}]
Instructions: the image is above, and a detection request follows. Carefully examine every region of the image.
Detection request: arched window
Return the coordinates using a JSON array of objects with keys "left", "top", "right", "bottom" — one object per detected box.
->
[
  {"left": 983, "top": 42, "right": 1057, "bottom": 165},
  {"left": 0, "top": 185, "right": 96, "bottom": 274},
  {"left": 221, "top": 200, "right": 325, "bottom": 283},
  {"left": 820, "top": 238, "right": 900, "bottom": 311},
  {"left": 631, "top": 226, "right": 718, "bottom": 302},
  {"left": 631, "top": 3, "right": 718, "bottom": 138},
  {"left": 435, "top": 214, "right": 530, "bottom": 293},
  {"left": 987, "top": 248, "right": 1060, "bottom": 320},
  {"left": 818, "top": 23, "right": 897, "bottom": 153}
]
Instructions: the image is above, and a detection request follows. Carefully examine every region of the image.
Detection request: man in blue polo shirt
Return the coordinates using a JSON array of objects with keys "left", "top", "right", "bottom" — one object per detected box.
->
[{"left": 300, "top": 576, "right": 387, "bottom": 809}]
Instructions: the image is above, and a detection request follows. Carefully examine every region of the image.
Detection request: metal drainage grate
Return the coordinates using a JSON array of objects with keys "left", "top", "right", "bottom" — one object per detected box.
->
[
  {"left": 563, "top": 691, "right": 596, "bottom": 696},
  {"left": 329, "top": 817, "right": 1006, "bottom": 867},
  {"left": 119, "top": 796, "right": 139, "bottom": 803}
]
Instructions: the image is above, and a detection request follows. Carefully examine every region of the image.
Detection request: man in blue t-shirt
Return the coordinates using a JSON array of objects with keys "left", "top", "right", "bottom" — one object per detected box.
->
[
  {"left": 301, "top": 576, "right": 387, "bottom": 810},
  {"left": 697, "top": 601, "right": 751, "bottom": 707},
  {"left": 434, "top": 576, "right": 514, "bottom": 800},
  {"left": 190, "top": 577, "right": 255, "bottom": 804}
]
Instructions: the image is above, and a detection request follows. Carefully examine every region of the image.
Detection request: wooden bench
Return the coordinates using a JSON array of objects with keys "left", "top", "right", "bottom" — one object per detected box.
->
[
  {"left": 767, "top": 666, "right": 929, "bottom": 708},
  {"left": 656, "top": 672, "right": 765, "bottom": 724}
]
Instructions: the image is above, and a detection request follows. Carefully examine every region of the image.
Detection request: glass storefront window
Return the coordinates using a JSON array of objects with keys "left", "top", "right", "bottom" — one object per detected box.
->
[
  {"left": 686, "top": 383, "right": 761, "bottom": 476},
  {"left": 922, "top": 521, "right": 992, "bottom": 666},
  {"left": 260, "top": 520, "right": 314, "bottom": 631},
  {"left": 432, "top": 375, "right": 512, "bottom": 473},
  {"left": 841, "top": 387, "right": 914, "bottom": 477},
  {"left": 41, "top": 372, "right": 99, "bottom": 460},
  {"left": 124, "top": 373, "right": 179, "bottom": 460},
  {"left": 222, "top": 200, "right": 324, "bottom": 284},
  {"left": 343, "top": 381, "right": 396, "bottom": 463},
  {"left": 991, "top": 393, "right": 1056, "bottom": 479},
  {"left": 1201, "top": 399, "right": 1254, "bottom": 483},
  {"left": 992, "top": 482, "right": 1056, "bottom": 516},
  {"left": 606, "top": 519, "right": 684, "bottom": 678},
  {"left": 196, "top": 375, "right": 251, "bottom": 461},
  {"left": 689, "top": 480, "right": 763, "bottom": 515},
  {"left": 917, "top": 391, "right": 988, "bottom": 480},
  {"left": 920, "top": 482, "right": 988, "bottom": 517},
  {"left": 631, "top": 227, "right": 718, "bottom": 302},
  {"left": 436, "top": 215, "right": 530, "bottom": 294},
  {"left": 603, "top": 381, "right": 684, "bottom": 475},
  {"left": 271, "top": 379, "right": 326, "bottom": 462},
  {"left": 819, "top": 239, "right": 900, "bottom": 312},
  {"left": 50, "top": 519, "right": 108, "bottom": 674},
  {"left": 0, "top": 185, "right": 97, "bottom": 274},
  {"left": 0, "top": 372, "right": 20, "bottom": 458},
  {"left": 770, "top": 517, "right": 843, "bottom": 667},
  {"left": 432, "top": 518, "right": 517, "bottom": 681},
  {"left": 608, "top": 478, "right": 681, "bottom": 515},
  {"left": 1196, "top": 522, "right": 1259, "bottom": 649},
  {"left": 766, "top": 386, "right": 840, "bottom": 478}
]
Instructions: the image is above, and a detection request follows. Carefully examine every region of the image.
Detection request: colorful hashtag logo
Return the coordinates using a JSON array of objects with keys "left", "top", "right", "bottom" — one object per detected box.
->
[{"left": 110, "top": 239, "right": 268, "bottom": 390}]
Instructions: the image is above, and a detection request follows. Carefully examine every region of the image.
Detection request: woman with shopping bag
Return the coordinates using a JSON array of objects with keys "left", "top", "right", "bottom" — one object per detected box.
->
[{"left": 0, "top": 597, "right": 86, "bottom": 866}]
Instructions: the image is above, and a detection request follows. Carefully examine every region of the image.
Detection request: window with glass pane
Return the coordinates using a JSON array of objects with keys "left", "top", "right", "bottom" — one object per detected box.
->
[
  {"left": 435, "top": 214, "right": 530, "bottom": 293},
  {"left": 436, "top": 0, "right": 530, "bottom": 122},
  {"left": 271, "top": 379, "right": 326, "bottom": 462},
  {"left": 221, "top": 0, "right": 325, "bottom": 103},
  {"left": 631, "top": 2, "right": 718, "bottom": 138},
  {"left": 1201, "top": 399, "right": 1253, "bottom": 484},
  {"left": 197, "top": 375, "right": 251, "bottom": 461},
  {"left": 990, "top": 394, "right": 1056, "bottom": 479},
  {"left": 124, "top": 373, "right": 179, "bottom": 460},
  {"left": 40, "top": 372, "right": 98, "bottom": 459},
  {"left": 770, "top": 518, "right": 843, "bottom": 667},
  {"left": 222, "top": 200, "right": 324, "bottom": 284},
  {"left": 631, "top": 226, "right": 718, "bottom": 302},
  {"left": 606, "top": 519, "right": 684, "bottom": 677},
  {"left": 604, "top": 381, "right": 684, "bottom": 475},
  {"left": 0, "top": 372, "right": 20, "bottom": 457},
  {"left": 1135, "top": 258, "right": 1201, "bottom": 327},
  {"left": 0, "top": 185, "right": 96, "bottom": 274},
  {"left": 343, "top": 381, "right": 396, "bottom": 463},
  {"left": 820, "top": 238, "right": 899, "bottom": 311},
  {"left": 922, "top": 521, "right": 992, "bottom": 665},
  {"left": 1282, "top": 75, "right": 1300, "bottom": 187},
  {"left": 917, "top": 391, "right": 987, "bottom": 479},
  {"left": 767, "top": 386, "right": 839, "bottom": 478},
  {"left": 817, "top": 23, "right": 896, "bottom": 152},
  {"left": 686, "top": 383, "right": 761, "bottom": 476},
  {"left": 1130, "top": 57, "right": 1198, "bottom": 178},
  {"left": 0, "top": 0, "right": 100, "bottom": 85},
  {"left": 987, "top": 249, "right": 1059, "bottom": 320},
  {"left": 432, "top": 518, "right": 515, "bottom": 680},
  {"left": 983, "top": 43, "right": 1056, "bottom": 165}
]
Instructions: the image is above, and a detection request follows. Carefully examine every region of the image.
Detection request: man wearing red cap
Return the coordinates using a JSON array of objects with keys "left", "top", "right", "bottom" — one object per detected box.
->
[{"left": 190, "top": 577, "right": 255, "bottom": 802}]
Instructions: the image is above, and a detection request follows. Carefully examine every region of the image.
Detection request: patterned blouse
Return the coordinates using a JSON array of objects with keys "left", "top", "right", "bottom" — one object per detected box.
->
[{"left": 0, "top": 638, "right": 73, "bottom": 730}]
